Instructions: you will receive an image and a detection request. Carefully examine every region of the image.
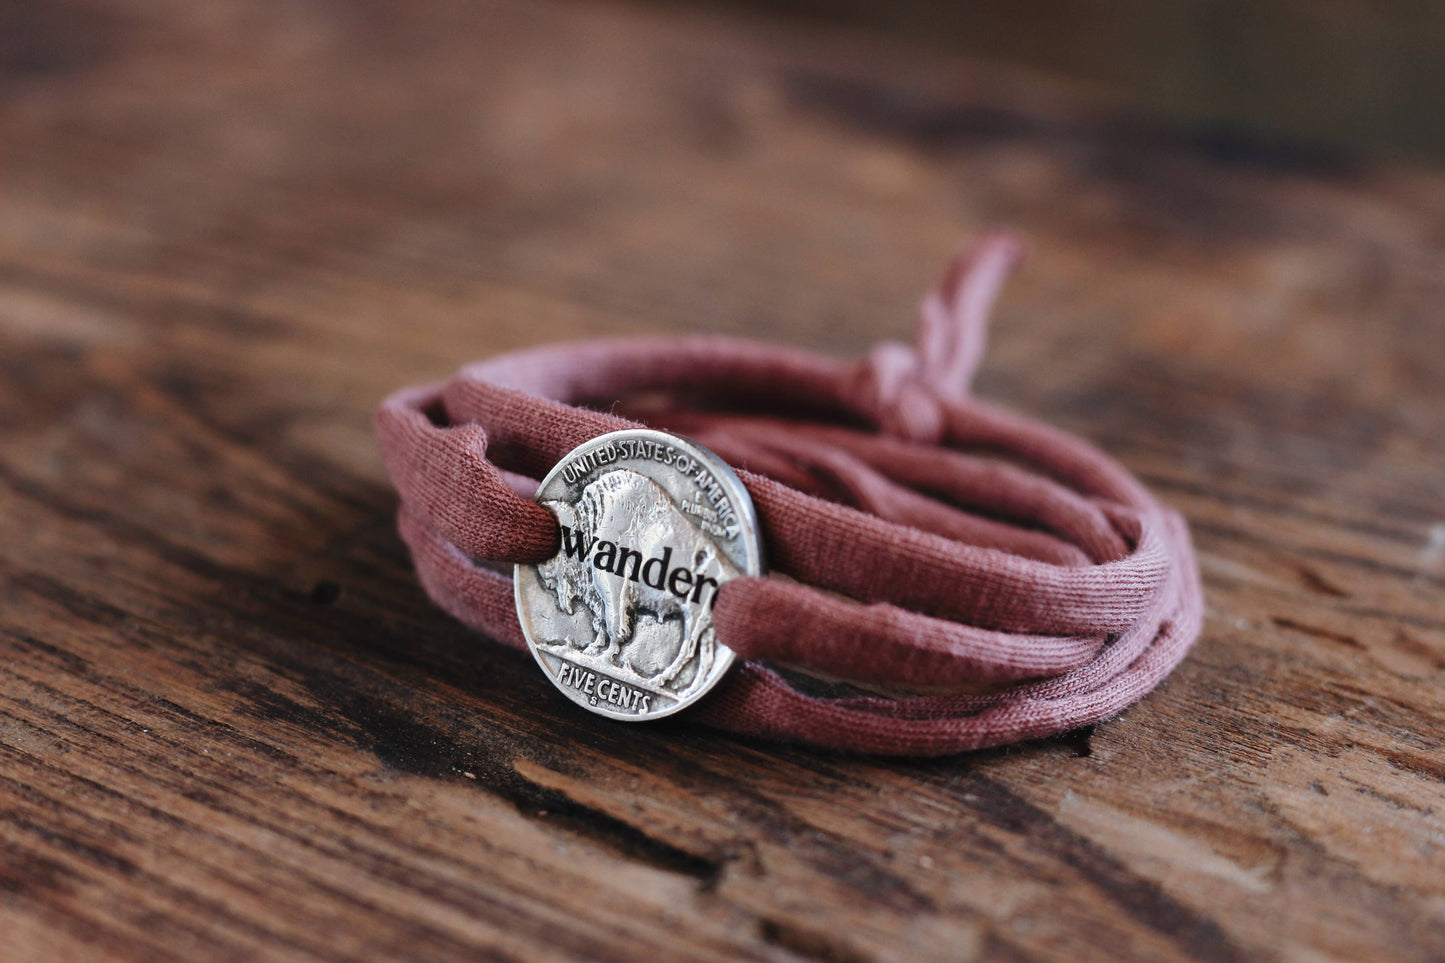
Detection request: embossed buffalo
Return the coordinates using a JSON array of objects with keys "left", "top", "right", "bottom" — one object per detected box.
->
[{"left": 538, "top": 469, "right": 737, "bottom": 689}]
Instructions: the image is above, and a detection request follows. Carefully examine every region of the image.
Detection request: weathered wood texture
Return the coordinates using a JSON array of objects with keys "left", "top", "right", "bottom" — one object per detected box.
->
[{"left": 2, "top": 2, "right": 1443, "bottom": 961}]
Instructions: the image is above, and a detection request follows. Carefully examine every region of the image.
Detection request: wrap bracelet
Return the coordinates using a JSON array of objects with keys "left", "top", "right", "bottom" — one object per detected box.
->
[{"left": 375, "top": 234, "right": 1202, "bottom": 756}]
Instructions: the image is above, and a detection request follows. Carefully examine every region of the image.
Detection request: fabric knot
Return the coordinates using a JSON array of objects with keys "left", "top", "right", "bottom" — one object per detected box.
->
[
  {"left": 849, "top": 231, "right": 1026, "bottom": 445},
  {"left": 851, "top": 340, "right": 948, "bottom": 444}
]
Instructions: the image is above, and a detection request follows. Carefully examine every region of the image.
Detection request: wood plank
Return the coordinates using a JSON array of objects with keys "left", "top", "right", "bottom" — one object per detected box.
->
[{"left": 1, "top": 1, "right": 1442, "bottom": 960}]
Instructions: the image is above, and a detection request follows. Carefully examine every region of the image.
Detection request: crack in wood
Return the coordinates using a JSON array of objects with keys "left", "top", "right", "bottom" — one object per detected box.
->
[
  {"left": 283, "top": 678, "right": 728, "bottom": 885},
  {"left": 932, "top": 773, "right": 1251, "bottom": 963},
  {"left": 1270, "top": 616, "right": 1364, "bottom": 649},
  {"left": 758, "top": 917, "right": 873, "bottom": 963}
]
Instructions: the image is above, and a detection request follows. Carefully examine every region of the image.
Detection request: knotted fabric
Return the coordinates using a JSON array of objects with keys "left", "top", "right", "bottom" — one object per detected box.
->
[{"left": 375, "top": 234, "right": 1203, "bottom": 755}]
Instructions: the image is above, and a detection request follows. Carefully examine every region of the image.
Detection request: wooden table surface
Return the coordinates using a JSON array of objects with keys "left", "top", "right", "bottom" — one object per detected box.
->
[{"left": 3, "top": 2, "right": 1443, "bottom": 961}]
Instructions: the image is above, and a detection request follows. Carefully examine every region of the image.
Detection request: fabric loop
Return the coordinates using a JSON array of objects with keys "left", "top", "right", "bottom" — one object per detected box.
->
[{"left": 375, "top": 384, "right": 558, "bottom": 563}]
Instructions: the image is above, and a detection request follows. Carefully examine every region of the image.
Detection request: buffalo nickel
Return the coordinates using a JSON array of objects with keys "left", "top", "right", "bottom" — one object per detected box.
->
[{"left": 515, "top": 428, "right": 764, "bottom": 720}]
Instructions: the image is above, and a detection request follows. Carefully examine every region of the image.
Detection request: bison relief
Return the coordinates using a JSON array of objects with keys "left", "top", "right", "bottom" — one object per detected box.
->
[{"left": 536, "top": 469, "right": 738, "bottom": 693}]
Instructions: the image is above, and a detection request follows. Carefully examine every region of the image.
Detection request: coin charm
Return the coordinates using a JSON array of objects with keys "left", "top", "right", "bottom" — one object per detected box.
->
[{"left": 514, "top": 429, "right": 765, "bottom": 720}]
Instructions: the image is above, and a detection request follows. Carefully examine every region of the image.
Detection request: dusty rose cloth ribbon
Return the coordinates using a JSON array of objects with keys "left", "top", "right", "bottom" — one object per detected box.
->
[{"left": 375, "top": 235, "right": 1203, "bottom": 755}]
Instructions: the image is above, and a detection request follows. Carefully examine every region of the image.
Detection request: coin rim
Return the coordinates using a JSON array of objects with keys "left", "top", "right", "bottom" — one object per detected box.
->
[{"left": 514, "top": 427, "right": 764, "bottom": 721}]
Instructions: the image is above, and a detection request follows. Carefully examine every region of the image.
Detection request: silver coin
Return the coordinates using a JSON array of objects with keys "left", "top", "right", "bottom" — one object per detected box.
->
[{"left": 514, "top": 428, "right": 764, "bottom": 720}]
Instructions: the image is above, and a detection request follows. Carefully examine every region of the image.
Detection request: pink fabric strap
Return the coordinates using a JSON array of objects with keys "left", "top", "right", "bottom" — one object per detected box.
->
[{"left": 375, "top": 235, "right": 1203, "bottom": 755}]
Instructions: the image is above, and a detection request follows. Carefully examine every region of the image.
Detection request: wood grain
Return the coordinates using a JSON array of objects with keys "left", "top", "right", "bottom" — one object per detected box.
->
[{"left": 1, "top": 1, "right": 1442, "bottom": 961}]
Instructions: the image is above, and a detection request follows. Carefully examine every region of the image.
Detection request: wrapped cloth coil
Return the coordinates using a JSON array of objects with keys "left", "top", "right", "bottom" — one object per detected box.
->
[{"left": 376, "top": 234, "right": 1203, "bottom": 755}]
